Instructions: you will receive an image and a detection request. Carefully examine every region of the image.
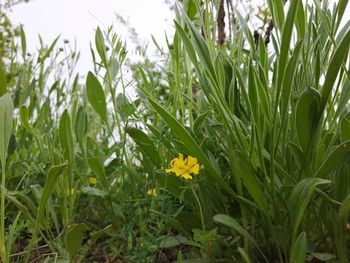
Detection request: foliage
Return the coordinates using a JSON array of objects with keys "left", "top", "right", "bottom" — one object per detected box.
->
[{"left": 0, "top": 0, "right": 349, "bottom": 262}]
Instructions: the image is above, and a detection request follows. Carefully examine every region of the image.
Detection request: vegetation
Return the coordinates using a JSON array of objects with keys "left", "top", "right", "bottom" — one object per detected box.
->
[{"left": 0, "top": 0, "right": 350, "bottom": 262}]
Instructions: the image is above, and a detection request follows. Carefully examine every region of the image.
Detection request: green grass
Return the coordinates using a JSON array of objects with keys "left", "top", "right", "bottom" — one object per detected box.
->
[{"left": 0, "top": 0, "right": 349, "bottom": 262}]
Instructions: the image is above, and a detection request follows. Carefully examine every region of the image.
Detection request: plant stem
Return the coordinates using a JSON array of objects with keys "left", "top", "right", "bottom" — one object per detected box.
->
[
  {"left": 0, "top": 163, "right": 7, "bottom": 263},
  {"left": 190, "top": 184, "right": 205, "bottom": 231}
]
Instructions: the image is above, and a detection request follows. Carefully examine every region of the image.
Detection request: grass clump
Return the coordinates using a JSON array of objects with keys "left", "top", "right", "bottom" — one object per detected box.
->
[{"left": 0, "top": 0, "right": 350, "bottom": 262}]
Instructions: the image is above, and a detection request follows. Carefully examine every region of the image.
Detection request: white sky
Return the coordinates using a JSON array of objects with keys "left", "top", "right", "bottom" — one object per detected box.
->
[{"left": 9, "top": 0, "right": 174, "bottom": 73}]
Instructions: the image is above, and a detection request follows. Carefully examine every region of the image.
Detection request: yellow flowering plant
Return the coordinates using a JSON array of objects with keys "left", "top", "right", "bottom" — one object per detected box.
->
[
  {"left": 147, "top": 188, "right": 157, "bottom": 197},
  {"left": 165, "top": 153, "right": 200, "bottom": 180},
  {"left": 89, "top": 177, "right": 97, "bottom": 186}
]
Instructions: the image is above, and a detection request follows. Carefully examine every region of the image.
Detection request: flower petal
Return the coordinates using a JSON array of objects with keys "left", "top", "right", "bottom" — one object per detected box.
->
[
  {"left": 189, "top": 163, "right": 200, "bottom": 175},
  {"left": 181, "top": 172, "right": 193, "bottom": 180}
]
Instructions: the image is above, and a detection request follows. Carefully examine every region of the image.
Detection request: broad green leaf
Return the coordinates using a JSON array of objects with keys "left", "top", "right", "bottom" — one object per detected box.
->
[
  {"left": 65, "top": 223, "right": 87, "bottom": 260},
  {"left": 81, "top": 187, "right": 106, "bottom": 197},
  {"left": 34, "top": 164, "right": 67, "bottom": 232},
  {"left": 340, "top": 112, "right": 350, "bottom": 142},
  {"left": 290, "top": 232, "right": 307, "bottom": 263},
  {"left": 74, "top": 106, "right": 87, "bottom": 145},
  {"left": 316, "top": 140, "right": 350, "bottom": 178},
  {"left": 311, "top": 253, "right": 336, "bottom": 261},
  {"left": 59, "top": 110, "right": 74, "bottom": 162},
  {"left": 0, "top": 93, "right": 14, "bottom": 167},
  {"left": 126, "top": 127, "right": 159, "bottom": 165},
  {"left": 95, "top": 27, "right": 107, "bottom": 66},
  {"left": 86, "top": 72, "right": 107, "bottom": 122},
  {"left": 295, "top": 87, "right": 321, "bottom": 153},
  {"left": 159, "top": 235, "right": 189, "bottom": 248},
  {"left": 288, "top": 178, "right": 329, "bottom": 239}
]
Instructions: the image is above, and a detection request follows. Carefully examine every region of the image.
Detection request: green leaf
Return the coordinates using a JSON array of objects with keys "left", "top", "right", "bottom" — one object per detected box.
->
[
  {"left": 126, "top": 127, "right": 159, "bottom": 165},
  {"left": 311, "top": 252, "right": 336, "bottom": 261},
  {"left": 19, "top": 105, "right": 31, "bottom": 130},
  {"left": 20, "top": 26, "right": 27, "bottom": 58},
  {"left": 34, "top": 164, "right": 67, "bottom": 232},
  {"left": 59, "top": 110, "right": 74, "bottom": 162},
  {"left": 295, "top": 2, "right": 305, "bottom": 38},
  {"left": 184, "top": 0, "right": 198, "bottom": 20},
  {"left": 40, "top": 36, "right": 60, "bottom": 62},
  {"left": 288, "top": 178, "right": 329, "bottom": 239},
  {"left": 281, "top": 40, "right": 302, "bottom": 117},
  {"left": 65, "top": 223, "right": 87, "bottom": 260},
  {"left": 74, "top": 106, "right": 87, "bottom": 145},
  {"left": 86, "top": 71, "right": 107, "bottom": 122},
  {"left": 340, "top": 112, "right": 350, "bottom": 143},
  {"left": 0, "top": 93, "right": 14, "bottom": 167},
  {"left": 159, "top": 235, "right": 189, "bottom": 248},
  {"left": 295, "top": 87, "right": 321, "bottom": 153},
  {"left": 0, "top": 68, "right": 6, "bottom": 97},
  {"left": 95, "top": 27, "right": 107, "bottom": 66},
  {"left": 336, "top": 0, "right": 350, "bottom": 28},
  {"left": 81, "top": 187, "right": 106, "bottom": 197},
  {"left": 274, "top": 0, "right": 285, "bottom": 31},
  {"left": 320, "top": 29, "right": 350, "bottom": 111},
  {"left": 316, "top": 140, "right": 350, "bottom": 178},
  {"left": 290, "top": 232, "right": 307, "bottom": 263}
]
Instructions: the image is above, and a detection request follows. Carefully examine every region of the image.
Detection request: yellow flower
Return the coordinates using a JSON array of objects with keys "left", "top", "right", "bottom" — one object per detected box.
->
[
  {"left": 166, "top": 153, "right": 200, "bottom": 180},
  {"left": 147, "top": 188, "right": 157, "bottom": 197},
  {"left": 89, "top": 177, "right": 97, "bottom": 186},
  {"left": 67, "top": 188, "right": 76, "bottom": 196}
]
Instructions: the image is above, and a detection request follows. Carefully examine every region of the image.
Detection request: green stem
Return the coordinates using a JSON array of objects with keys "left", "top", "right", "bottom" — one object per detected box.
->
[
  {"left": 0, "top": 163, "right": 7, "bottom": 263},
  {"left": 190, "top": 184, "right": 205, "bottom": 231}
]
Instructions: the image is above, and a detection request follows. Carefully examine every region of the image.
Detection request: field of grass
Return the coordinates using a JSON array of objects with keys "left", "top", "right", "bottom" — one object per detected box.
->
[{"left": 0, "top": 0, "right": 350, "bottom": 262}]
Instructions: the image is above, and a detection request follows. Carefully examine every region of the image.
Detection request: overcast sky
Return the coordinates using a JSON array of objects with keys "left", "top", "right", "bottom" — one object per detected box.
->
[{"left": 9, "top": 0, "right": 174, "bottom": 73}]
